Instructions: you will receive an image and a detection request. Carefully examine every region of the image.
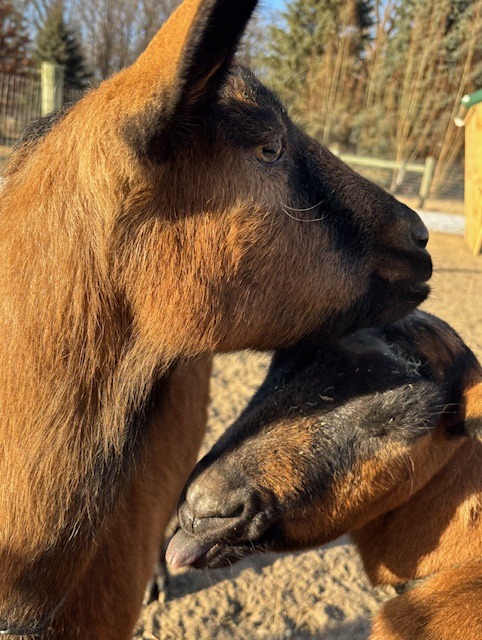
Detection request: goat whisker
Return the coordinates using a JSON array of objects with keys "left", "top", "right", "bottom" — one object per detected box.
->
[
  {"left": 282, "top": 200, "right": 325, "bottom": 212},
  {"left": 281, "top": 200, "right": 326, "bottom": 222}
]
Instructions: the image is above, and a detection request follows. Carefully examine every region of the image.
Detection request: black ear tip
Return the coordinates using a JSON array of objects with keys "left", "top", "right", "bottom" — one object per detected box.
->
[
  {"left": 202, "top": 0, "right": 259, "bottom": 35},
  {"left": 215, "top": 0, "right": 258, "bottom": 11}
]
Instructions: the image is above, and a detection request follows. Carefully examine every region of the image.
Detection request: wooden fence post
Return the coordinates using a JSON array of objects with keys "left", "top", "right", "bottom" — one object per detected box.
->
[
  {"left": 418, "top": 156, "right": 436, "bottom": 208},
  {"left": 464, "top": 104, "right": 482, "bottom": 256},
  {"left": 41, "top": 62, "right": 64, "bottom": 116}
]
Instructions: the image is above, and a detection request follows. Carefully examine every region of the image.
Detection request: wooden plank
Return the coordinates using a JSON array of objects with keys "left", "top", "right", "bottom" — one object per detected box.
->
[
  {"left": 338, "top": 153, "right": 426, "bottom": 173},
  {"left": 465, "top": 104, "right": 482, "bottom": 256},
  {"left": 475, "top": 200, "right": 482, "bottom": 256},
  {"left": 474, "top": 109, "right": 481, "bottom": 254}
]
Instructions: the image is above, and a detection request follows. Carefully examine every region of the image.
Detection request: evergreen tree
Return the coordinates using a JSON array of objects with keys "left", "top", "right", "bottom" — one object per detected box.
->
[
  {"left": 259, "top": 0, "right": 372, "bottom": 142},
  {"left": 257, "top": 0, "right": 481, "bottom": 196},
  {"left": 0, "top": 0, "right": 33, "bottom": 76},
  {"left": 261, "top": 0, "right": 327, "bottom": 99},
  {"left": 33, "top": 3, "right": 90, "bottom": 90},
  {"left": 260, "top": 0, "right": 372, "bottom": 102}
]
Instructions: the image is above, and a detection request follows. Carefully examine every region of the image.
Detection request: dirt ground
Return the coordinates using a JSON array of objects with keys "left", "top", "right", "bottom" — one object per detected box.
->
[{"left": 135, "top": 232, "right": 482, "bottom": 640}]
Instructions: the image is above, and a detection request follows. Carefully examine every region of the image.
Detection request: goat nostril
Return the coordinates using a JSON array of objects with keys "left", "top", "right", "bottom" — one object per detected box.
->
[
  {"left": 177, "top": 494, "right": 246, "bottom": 537},
  {"left": 400, "top": 203, "right": 429, "bottom": 250},
  {"left": 414, "top": 230, "right": 429, "bottom": 249},
  {"left": 178, "top": 482, "right": 252, "bottom": 539},
  {"left": 193, "top": 496, "right": 246, "bottom": 522},
  {"left": 224, "top": 503, "right": 245, "bottom": 519},
  {"left": 184, "top": 479, "right": 249, "bottom": 522},
  {"left": 410, "top": 217, "right": 429, "bottom": 249}
]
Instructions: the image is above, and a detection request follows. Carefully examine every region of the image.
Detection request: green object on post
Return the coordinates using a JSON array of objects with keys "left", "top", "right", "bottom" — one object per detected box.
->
[{"left": 461, "top": 89, "right": 482, "bottom": 110}]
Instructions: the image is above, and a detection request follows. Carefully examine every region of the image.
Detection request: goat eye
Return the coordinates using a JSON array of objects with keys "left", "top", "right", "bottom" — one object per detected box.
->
[{"left": 255, "top": 140, "right": 283, "bottom": 164}]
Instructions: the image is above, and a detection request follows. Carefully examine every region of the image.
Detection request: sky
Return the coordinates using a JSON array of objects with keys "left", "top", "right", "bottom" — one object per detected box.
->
[
  {"left": 265, "top": 0, "right": 286, "bottom": 10},
  {"left": 259, "top": 0, "right": 286, "bottom": 21}
]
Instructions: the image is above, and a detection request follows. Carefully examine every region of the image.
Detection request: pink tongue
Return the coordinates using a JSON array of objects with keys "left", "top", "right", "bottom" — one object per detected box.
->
[{"left": 166, "top": 530, "right": 213, "bottom": 569}]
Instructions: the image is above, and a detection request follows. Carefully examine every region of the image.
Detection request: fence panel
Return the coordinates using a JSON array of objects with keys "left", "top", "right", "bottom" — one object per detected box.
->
[
  {"left": 0, "top": 74, "right": 42, "bottom": 147},
  {"left": 335, "top": 153, "right": 464, "bottom": 205}
]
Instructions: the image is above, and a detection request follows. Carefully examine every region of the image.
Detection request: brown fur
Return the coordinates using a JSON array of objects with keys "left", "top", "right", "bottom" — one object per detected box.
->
[
  {"left": 352, "top": 431, "right": 482, "bottom": 585},
  {"left": 371, "top": 561, "right": 482, "bottom": 640},
  {"left": 280, "top": 429, "right": 465, "bottom": 549},
  {"left": 280, "top": 364, "right": 482, "bottom": 639},
  {"left": 0, "top": 0, "right": 432, "bottom": 636},
  {"left": 52, "top": 358, "right": 212, "bottom": 639},
  {"left": 258, "top": 428, "right": 315, "bottom": 501},
  {"left": 355, "top": 380, "right": 482, "bottom": 639}
]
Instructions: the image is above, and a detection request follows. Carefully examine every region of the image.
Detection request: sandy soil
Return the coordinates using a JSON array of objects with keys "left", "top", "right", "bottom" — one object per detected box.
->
[{"left": 134, "top": 232, "right": 482, "bottom": 640}]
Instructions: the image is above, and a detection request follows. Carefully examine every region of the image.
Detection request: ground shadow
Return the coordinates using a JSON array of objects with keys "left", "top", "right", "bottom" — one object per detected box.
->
[{"left": 163, "top": 538, "right": 349, "bottom": 601}]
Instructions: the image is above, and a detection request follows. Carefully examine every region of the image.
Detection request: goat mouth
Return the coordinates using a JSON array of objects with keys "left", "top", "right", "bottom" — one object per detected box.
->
[
  {"left": 402, "top": 280, "right": 431, "bottom": 305},
  {"left": 372, "top": 277, "right": 431, "bottom": 325},
  {"left": 166, "top": 527, "right": 278, "bottom": 570},
  {"left": 377, "top": 247, "right": 432, "bottom": 294},
  {"left": 398, "top": 280, "right": 431, "bottom": 305}
]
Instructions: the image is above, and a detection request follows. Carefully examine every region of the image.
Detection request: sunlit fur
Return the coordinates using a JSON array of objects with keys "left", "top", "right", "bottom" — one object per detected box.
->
[{"left": 0, "top": 0, "right": 431, "bottom": 636}]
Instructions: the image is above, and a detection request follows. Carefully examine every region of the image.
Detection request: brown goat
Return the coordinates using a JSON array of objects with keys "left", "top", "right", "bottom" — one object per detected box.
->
[
  {"left": 169, "top": 311, "right": 482, "bottom": 640},
  {"left": 0, "top": 0, "right": 432, "bottom": 636}
]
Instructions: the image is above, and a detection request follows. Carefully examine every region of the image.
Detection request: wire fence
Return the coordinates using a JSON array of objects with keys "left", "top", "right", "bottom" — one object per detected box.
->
[
  {"left": 0, "top": 73, "right": 42, "bottom": 147},
  {"left": 0, "top": 72, "right": 466, "bottom": 206},
  {"left": 338, "top": 154, "right": 465, "bottom": 204},
  {"left": 0, "top": 72, "right": 85, "bottom": 171}
]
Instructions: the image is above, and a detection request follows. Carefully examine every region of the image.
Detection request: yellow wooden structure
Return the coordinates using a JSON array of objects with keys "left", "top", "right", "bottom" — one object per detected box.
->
[{"left": 463, "top": 92, "right": 482, "bottom": 256}]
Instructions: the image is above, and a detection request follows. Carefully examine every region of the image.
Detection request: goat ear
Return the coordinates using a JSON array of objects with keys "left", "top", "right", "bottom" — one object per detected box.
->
[
  {"left": 114, "top": 0, "right": 258, "bottom": 158},
  {"left": 463, "top": 381, "right": 482, "bottom": 440}
]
